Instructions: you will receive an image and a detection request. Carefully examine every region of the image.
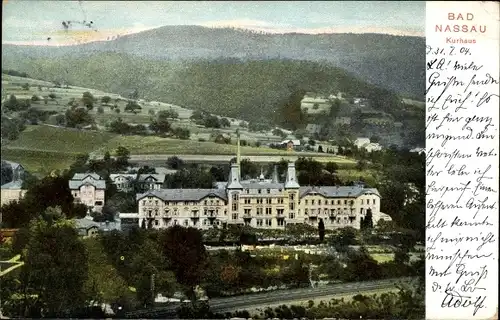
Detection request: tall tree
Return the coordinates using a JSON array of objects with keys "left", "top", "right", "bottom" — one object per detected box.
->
[
  {"left": 162, "top": 226, "right": 209, "bottom": 302},
  {"left": 21, "top": 217, "right": 88, "bottom": 317},
  {"left": 275, "top": 87, "right": 306, "bottom": 131},
  {"left": 82, "top": 92, "right": 94, "bottom": 110},
  {"left": 361, "top": 209, "right": 374, "bottom": 230},
  {"left": 318, "top": 219, "right": 325, "bottom": 242},
  {"left": 65, "top": 107, "right": 93, "bottom": 128},
  {"left": 166, "top": 156, "right": 185, "bottom": 170},
  {"left": 115, "top": 146, "right": 130, "bottom": 170}
]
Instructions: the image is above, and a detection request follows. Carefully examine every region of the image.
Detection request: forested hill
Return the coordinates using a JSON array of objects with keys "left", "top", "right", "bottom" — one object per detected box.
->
[
  {"left": 2, "top": 26, "right": 425, "bottom": 99},
  {"left": 1, "top": 55, "right": 404, "bottom": 125}
]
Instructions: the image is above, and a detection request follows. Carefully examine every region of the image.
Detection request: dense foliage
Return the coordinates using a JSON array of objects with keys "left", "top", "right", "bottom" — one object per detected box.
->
[{"left": 2, "top": 56, "right": 411, "bottom": 127}]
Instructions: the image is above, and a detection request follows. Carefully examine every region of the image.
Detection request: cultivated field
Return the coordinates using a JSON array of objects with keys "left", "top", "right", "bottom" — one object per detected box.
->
[
  {"left": 2, "top": 74, "right": 361, "bottom": 177},
  {"left": 1, "top": 125, "right": 356, "bottom": 176},
  {"left": 2, "top": 74, "right": 282, "bottom": 145}
]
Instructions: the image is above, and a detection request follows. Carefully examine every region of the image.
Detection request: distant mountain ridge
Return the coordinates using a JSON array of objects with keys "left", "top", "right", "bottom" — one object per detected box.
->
[{"left": 2, "top": 25, "right": 425, "bottom": 99}]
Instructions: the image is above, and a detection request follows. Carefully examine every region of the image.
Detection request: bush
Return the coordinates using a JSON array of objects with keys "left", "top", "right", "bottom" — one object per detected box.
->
[{"left": 101, "top": 96, "right": 111, "bottom": 104}]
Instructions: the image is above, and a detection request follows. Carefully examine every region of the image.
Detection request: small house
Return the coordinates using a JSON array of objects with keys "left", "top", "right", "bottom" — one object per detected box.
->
[
  {"left": 136, "top": 174, "right": 166, "bottom": 192},
  {"left": 74, "top": 216, "right": 100, "bottom": 237}
]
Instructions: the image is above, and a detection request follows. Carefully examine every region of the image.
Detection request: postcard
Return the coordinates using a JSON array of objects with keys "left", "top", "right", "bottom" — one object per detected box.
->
[{"left": 0, "top": 1, "right": 497, "bottom": 320}]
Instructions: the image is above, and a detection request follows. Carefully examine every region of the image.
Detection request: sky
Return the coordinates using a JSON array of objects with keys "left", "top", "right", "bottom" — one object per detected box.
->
[{"left": 2, "top": 1, "right": 425, "bottom": 46}]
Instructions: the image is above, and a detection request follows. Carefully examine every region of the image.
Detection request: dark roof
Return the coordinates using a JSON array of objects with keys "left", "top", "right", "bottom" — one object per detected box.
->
[
  {"left": 72, "top": 173, "right": 102, "bottom": 180},
  {"left": 137, "top": 174, "right": 166, "bottom": 182},
  {"left": 299, "top": 186, "right": 380, "bottom": 198},
  {"left": 2, "top": 160, "right": 23, "bottom": 171},
  {"left": 137, "top": 189, "right": 228, "bottom": 202},
  {"left": 69, "top": 179, "right": 106, "bottom": 190},
  {"left": 74, "top": 217, "right": 100, "bottom": 230},
  {"left": 1, "top": 180, "right": 24, "bottom": 189}
]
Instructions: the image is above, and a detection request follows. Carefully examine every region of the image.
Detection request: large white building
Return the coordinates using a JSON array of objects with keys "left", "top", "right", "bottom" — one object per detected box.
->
[{"left": 136, "top": 141, "right": 388, "bottom": 230}]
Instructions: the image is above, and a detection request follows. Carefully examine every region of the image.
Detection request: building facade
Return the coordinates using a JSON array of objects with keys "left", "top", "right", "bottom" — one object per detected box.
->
[
  {"left": 69, "top": 173, "right": 106, "bottom": 212},
  {"left": 136, "top": 174, "right": 165, "bottom": 192},
  {"left": 136, "top": 161, "right": 387, "bottom": 230},
  {"left": 1, "top": 180, "right": 26, "bottom": 207},
  {"left": 110, "top": 173, "right": 137, "bottom": 192}
]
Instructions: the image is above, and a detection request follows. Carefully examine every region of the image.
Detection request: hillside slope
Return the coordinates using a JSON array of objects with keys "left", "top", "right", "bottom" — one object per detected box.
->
[
  {"left": 1, "top": 55, "right": 404, "bottom": 124},
  {"left": 2, "top": 26, "right": 425, "bottom": 98}
]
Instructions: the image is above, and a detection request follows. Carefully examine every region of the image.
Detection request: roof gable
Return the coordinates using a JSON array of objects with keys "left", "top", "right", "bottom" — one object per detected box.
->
[
  {"left": 72, "top": 173, "right": 102, "bottom": 181},
  {"left": 137, "top": 174, "right": 166, "bottom": 182}
]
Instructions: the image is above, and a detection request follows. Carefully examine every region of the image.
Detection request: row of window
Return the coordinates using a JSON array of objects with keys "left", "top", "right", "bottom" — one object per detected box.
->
[
  {"left": 148, "top": 218, "right": 219, "bottom": 227},
  {"left": 234, "top": 212, "right": 295, "bottom": 220},
  {"left": 243, "top": 198, "right": 285, "bottom": 204},
  {"left": 141, "top": 196, "right": 376, "bottom": 208},
  {"left": 302, "top": 198, "right": 376, "bottom": 205},
  {"left": 142, "top": 198, "right": 222, "bottom": 206},
  {"left": 144, "top": 206, "right": 373, "bottom": 218},
  {"left": 146, "top": 216, "right": 357, "bottom": 228},
  {"left": 256, "top": 219, "right": 281, "bottom": 226},
  {"left": 145, "top": 208, "right": 221, "bottom": 217},
  {"left": 304, "top": 208, "right": 369, "bottom": 215},
  {"left": 243, "top": 208, "right": 285, "bottom": 215},
  {"left": 243, "top": 188, "right": 283, "bottom": 194}
]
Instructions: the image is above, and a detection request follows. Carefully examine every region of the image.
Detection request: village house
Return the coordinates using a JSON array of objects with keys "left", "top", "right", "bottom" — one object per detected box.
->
[
  {"left": 410, "top": 147, "right": 425, "bottom": 155},
  {"left": 1, "top": 180, "right": 27, "bottom": 207},
  {"left": 281, "top": 139, "right": 301, "bottom": 151},
  {"left": 1, "top": 161, "right": 27, "bottom": 206},
  {"left": 354, "top": 137, "right": 371, "bottom": 148},
  {"left": 363, "top": 142, "right": 383, "bottom": 153},
  {"left": 136, "top": 174, "right": 166, "bottom": 192},
  {"left": 110, "top": 173, "right": 137, "bottom": 192},
  {"left": 353, "top": 138, "right": 382, "bottom": 153},
  {"left": 74, "top": 215, "right": 100, "bottom": 237},
  {"left": 69, "top": 173, "right": 106, "bottom": 212},
  {"left": 4, "top": 161, "right": 25, "bottom": 181}
]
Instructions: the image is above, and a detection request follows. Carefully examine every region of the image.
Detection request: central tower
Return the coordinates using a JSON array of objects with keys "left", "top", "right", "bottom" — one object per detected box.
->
[{"left": 236, "top": 128, "right": 241, "bottom": 165}]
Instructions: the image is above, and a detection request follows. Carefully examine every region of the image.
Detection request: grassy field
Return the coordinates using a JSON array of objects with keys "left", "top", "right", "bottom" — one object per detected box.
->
[
  {"left": 2, "top": 125, "right": 356, "bottom": 175},
  {"left": 0, "top": 148, "right": 78, "bottom": 176},
  {"left": 2, "top": 74, "right": 360, "bottom": 177},
  {"left": 2, "top": 74, "right": 293, "bottom": 145},
  {"left": 2, "top": 125, "right": 115, "bottom": 154},
  {"left": 335, "top": 169, "right": 379, "bottom": 185}
]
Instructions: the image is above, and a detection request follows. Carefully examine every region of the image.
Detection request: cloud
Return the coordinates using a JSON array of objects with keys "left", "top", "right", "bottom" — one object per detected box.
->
[
  {"left": 198, "top": 19, "right": 424, "bottom": 37},
  {"left": 2, "top": 23, "right": 163, "bottom": 46},
  {"left": 2, "top": 18, "right": 423, "bottom": 47}
]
